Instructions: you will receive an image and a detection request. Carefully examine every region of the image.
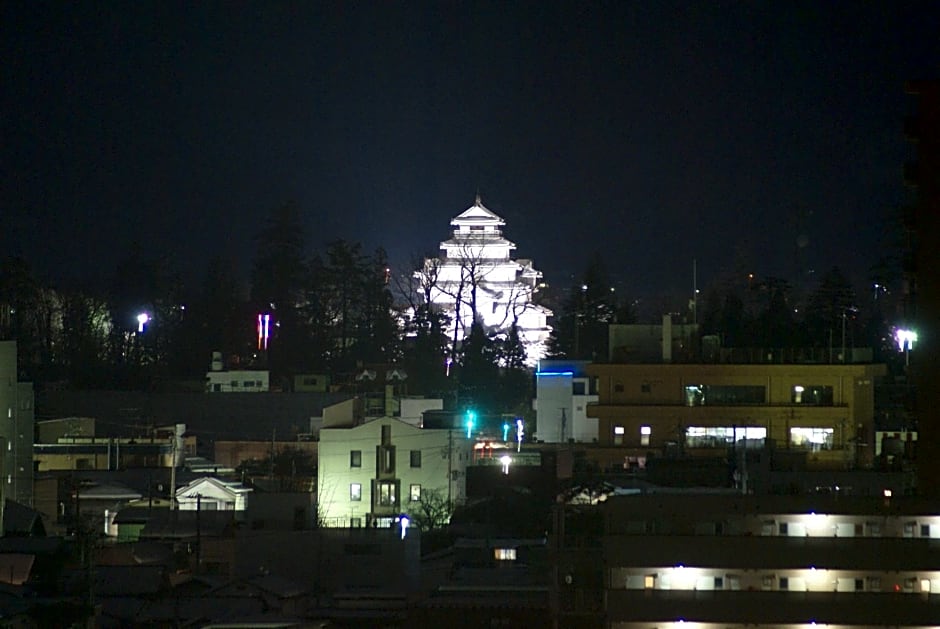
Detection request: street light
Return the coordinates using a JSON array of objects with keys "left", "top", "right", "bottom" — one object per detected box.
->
[
  {"left": 895, "top": 328, "right": 917, "bottom": 367},
  {"left": 500, "top": 454, "right": 512, "bottom": 475},
  {"left": 465, "top": 410, "right": 476, "bottom": 439},
  {"left": 136, "top": 313, "right": 150, "bottom": 333}
]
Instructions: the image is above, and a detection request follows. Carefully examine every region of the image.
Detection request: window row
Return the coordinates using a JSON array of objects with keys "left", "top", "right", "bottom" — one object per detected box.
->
[
  {"left": 612, "top": 568, "right": 940, "bottom": 593},
  {"left": 611, "top": 424, "right": 837, "bottom": 450},
  {"left": 349, "top": 449, "right": 422, "bottom": 468},
  {"left": 349, "top": 482, "right": 422, "bottom": 503}
]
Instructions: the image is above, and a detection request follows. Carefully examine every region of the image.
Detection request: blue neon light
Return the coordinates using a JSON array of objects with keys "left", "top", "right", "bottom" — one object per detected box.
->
[{"left": 536, "top": 371, "right": 574, "bottom": 377}]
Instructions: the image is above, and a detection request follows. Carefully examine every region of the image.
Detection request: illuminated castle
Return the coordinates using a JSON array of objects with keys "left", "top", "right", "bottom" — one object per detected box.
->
[{"left": 417, "top": 195, "right": 552, "bottom": 366}]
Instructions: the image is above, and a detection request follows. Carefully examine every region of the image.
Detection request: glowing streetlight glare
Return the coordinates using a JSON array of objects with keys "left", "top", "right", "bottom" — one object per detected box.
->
[
  {"left": 895, "top": 328, "right": 917, "bottom": 352},
  {"left": 136, "top": 313, "right": 150, "bottom": 333},
  {"left": 500, "top": 454, "right": 512, "bottom": 474}
]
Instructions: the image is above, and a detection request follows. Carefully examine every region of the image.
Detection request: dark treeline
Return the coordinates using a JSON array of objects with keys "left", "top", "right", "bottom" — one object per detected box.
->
[
  {"left": 0, "top": 205, "right": 906, "bottom": 404},
  {"left": 0, "top": 204, "right": 533, "bottom": 415},
  {"left": 548, "top": 255, "right": 904, "bottom": 370}
]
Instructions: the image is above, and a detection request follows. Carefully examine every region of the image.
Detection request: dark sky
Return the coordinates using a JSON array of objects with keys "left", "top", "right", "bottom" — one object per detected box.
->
[{"left": 2, "top": 2, "right": 938, "bottom": 301}]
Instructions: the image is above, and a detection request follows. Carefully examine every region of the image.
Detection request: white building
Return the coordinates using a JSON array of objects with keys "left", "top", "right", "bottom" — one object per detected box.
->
[
  {"left": 318, "top": 417, "right": 471, "bottom": 528},
  {"left": 176, "top": 477, "right": 252, "bottom": 511},
  {"left": 417, "top": 195, "right": 552, "bottom": 366},
  {"left": 205, "top": 350, "right": 269, "bottom": 392},
  {"left": 534, "top": 360, "right": 598, "bottom": 443}
]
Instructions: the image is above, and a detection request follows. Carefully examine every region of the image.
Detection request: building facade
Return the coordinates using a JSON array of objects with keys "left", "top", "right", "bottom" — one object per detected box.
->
[
  {"left": 587, "top": 363, "right": 886, "bottom": 469},
  {"left": 417, "top": 195, "right": 552, "bottom": 366},
  {"left": 0, "top": 341, "right": 34, "bottom": 507},
  {"left": 555, "top": 494, "right": 940, "bottom": 628},
  {"left": 535, "top": 360, "right": 599, "bottom": 443},
  {"left": 318, "top": 417, "right": 470, "bottom": 528}
]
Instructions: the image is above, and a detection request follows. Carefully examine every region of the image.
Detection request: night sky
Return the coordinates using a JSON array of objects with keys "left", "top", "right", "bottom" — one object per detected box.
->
[{"left": 3, "top": 2, "right": 938, "bottom": 302}]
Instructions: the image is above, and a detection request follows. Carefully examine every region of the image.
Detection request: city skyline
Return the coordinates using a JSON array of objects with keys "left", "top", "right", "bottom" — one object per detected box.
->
[{"left": 3, "top": 2, "right": 938, "bottom": 298}]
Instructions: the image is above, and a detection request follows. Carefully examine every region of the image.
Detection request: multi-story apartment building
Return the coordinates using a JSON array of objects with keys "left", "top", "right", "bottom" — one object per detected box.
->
[
  {"left": 587, "top": 363, "right": 886, "bottom": 469},
  {"left": 0, "top": 341, "right": 34, "bottom": 506},
  {"left": 555, "top": 493, "right": 940, "bottom": 628},
  {"left": 318, "top": 417, "right": 471, "bottom": 527}
]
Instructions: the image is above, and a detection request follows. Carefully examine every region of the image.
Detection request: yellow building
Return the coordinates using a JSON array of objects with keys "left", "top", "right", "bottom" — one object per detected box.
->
[{"left": 587, "top": 363, "right": 886, "bottom": 469}]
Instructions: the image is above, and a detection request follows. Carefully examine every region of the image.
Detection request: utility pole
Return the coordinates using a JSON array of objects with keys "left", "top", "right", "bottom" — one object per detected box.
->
[
  {"left": 446, "top": 429, "right": 453, "bottom": 507},
  {"left": 169, "top": 432, "right": 178, "bottom": 510}
]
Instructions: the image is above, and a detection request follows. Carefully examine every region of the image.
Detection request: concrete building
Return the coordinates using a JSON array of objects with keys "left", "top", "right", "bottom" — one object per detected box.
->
[
  {"left": 0, "top": 341, "right": 34, "bottom": 507},
  {"left": 318, "top": 416, "right": 471, "bottom": 528},
  {"left": 587, "top": 362, "right": 887, "bottom": 469},
  {"left": 205, "top": 369, "right": 269, "bottom": 393},
  {"left": 535, "top": 360, "right": 599, "bottom": 443},
  {"left": 34, "top": 419, "right": 188, "bottom": 472},
  {"left": 417, "top": 195, "right": 552, "bottom": 366},
  {"left": 555, "top": 493, "right": 940, "bottom": 628}
]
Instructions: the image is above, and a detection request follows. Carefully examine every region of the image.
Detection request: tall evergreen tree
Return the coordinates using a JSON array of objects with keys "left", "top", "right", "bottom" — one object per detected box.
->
[
  {"left": 548, "top": 253, "right": 619, "bottom": 360},
  {"left": 803, "top": 267, "right": 856, "bottom": 350},
  {"left": 251, "top": 203, "right": 310, "bottom": 380}
]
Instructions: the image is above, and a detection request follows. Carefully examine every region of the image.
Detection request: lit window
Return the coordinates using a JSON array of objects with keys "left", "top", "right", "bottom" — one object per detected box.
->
[
  {"left": 614, "top": 426, "right": 625, "bottom": 435},
  {"left": 640, "top": 425, "right": 650, "bottom": 446},
  {"left": 410, "top": 484, "right": 421, "bottom": 502},
  {"left": 789, "top": 427, "right": 834, "bottom": 451},
  {"left": 350, "top": 483, "right": 361, "bottom": 501},
  {"left": 494, "top": 548, "right": 517, "bottom": 561},
  {"left": 644, "top": 575, "right": 655, "bottom": 589},
  {"left": 378, "top": 481, "right": 397, "bottom": 506}
]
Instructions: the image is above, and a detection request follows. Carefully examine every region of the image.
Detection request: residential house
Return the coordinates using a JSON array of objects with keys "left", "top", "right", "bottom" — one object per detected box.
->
[{"left": 176, "top": 477, "right": 252, "bottom": 512}]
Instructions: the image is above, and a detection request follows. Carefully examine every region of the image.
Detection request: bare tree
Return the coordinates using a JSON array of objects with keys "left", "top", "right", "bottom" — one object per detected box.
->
[{"left": 407, "top": 487, "right": 453, "bottom": 531}]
